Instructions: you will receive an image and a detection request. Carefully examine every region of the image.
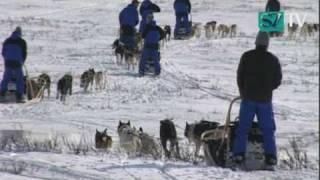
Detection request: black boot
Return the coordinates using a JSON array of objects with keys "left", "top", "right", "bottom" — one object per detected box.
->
[
  {"left": 264, "top": 154, "right": 277, "bottom": 171},
  {"left": 16, "top": 94, "right": 26, "bottom": 103},
  {"left": 231, "top": 154, "right": 245, "bottom": 171},
  {"left": 0, "top": 91, "right": 6, "bottom": 102}
]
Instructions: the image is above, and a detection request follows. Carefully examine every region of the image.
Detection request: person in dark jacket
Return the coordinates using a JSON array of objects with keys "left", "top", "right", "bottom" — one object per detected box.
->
[
  {"left": 265, "top": 0, "right": 280, "bottom": 12},
  {"left": 119, "top": 0, "right": 140, "bottom": 50},
  {"left": 0, "top": 27, "right": 27, "bottom": 102},
  {"left": 232, "top": 31, "right": 282, "bottom": 168},
  {"left": 173, "top": 0, "right": 191, "bottom": 38},
  {"left": 139, "top": 0, "right": 161, "bottom": 34},
  {"left": 139, "top": 14, "right": 164, "bottom": 76}
]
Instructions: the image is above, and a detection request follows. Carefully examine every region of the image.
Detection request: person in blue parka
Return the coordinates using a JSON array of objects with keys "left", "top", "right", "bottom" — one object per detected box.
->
[
  {"left": 173, "top": 0, "right": 191, "bottom": 38},
  {"left": 119, "top": 0, "right": 140, "bottom": 50},
  {"left": 0, "top": 27, "right": 27, "bottom": 102},
  {"left": 139, "top": 0, "right": 161, "bottom": 34},
  {"left": 139, "top": 14, "right": 165, "bottom": 76}
]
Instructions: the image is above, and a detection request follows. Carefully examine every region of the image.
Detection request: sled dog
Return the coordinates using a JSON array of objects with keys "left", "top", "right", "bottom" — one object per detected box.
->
[
  {"left": 56, "top": 74, "right": 73, "bottom": 102},
  {"left": 184, "top": 120, "right": 220, "bottom": 158},
  {"left": 160, "top": 118, "right": 180, "bottom": 158},
  {"left": 95, "top": 128, "right": 112, "bottom": 149},
  {"left": 117, "top": 121, "right": 142, "bottom": 154}
]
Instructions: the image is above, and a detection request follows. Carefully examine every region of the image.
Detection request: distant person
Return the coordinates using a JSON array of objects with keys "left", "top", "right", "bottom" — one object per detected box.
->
[
  {"left": 265, "top": 0, "right": 281, "bottom": 37},
  {"left": 0, "top": 27, "right": 27, "bottom": 103},
  {"left": 119, "top": 0, "right": 140, "bottom": 50},
  {"left": 139, "top": 14, "right": 164, "bottom": 76},
  {"left": 173, "top": 0, "right": 191, "bottom": 39},
  {"left": 232, "top": 31, "right": 282, "bottom": 170},
  {"left": 265, "top": 0, "right": 280, "bottom": 12},
  {"left": 139, "top": 0, "right": 161, "bottom": 34}
]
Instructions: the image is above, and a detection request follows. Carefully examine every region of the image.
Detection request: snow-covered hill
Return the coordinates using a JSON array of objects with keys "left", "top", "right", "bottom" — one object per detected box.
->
[{"left": 0, "top": 0, "right": 318, "bottom": 179}]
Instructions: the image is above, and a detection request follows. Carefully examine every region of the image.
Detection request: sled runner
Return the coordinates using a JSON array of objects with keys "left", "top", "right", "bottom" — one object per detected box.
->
[
  {"left": 174, "top": 27, "right": 192, "bottom": 40},
  {"left": 144, "top": 57, "right": 155, "bottom": 74},
  {"left": 201, "top": 97, "right": 267, "bottom": 171},
  {"left": 0, "top": 76, "right": 45, "bottom": 104}
]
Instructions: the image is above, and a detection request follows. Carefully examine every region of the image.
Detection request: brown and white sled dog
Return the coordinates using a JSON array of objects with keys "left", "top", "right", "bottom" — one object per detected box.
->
[
  {"left": 94, "top": 71, "right": 106, "bottom": 90},
  {"left": 300, "top": 22, "right": 314, "bottom": 39},
  {"left": 287, "top": 23, "right": 299, "bottom": 39},
  {"left": 123, "top": 47, "right": 140, "bottom": 71},
  {"left": 184, "top": 120, "right": 220, "bottom": 158},
  {"left": 95, "top": 128, "right": 112, "bottom": 149},
  {"left": 191, "top": 22, "right": 202, "bottom": 39},
  {"left": 204, "top": 21, "right": 217, "bottom": 39},
  {"left": 218, "top": 24, "right": 230, "bottom": 38},
  {"left": 37, "top": 73, "right": 51, "bottom": 98},
  {"left": 230, "top": 24, "right": 237, "bottom": 38},
  {"left": 112, "top": 39, "right": 125, "bottom": 65},
  {"left": 117, "top": 121, "right": 142, "bottom": 155},
  {"left": 80, "top": 68, "right": 95, "bottom": 92}
]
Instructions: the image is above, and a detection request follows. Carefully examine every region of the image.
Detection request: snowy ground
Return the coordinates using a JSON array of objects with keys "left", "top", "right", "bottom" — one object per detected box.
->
[{"left": 0, "top": 0, "right": 318, "bottom": 179}]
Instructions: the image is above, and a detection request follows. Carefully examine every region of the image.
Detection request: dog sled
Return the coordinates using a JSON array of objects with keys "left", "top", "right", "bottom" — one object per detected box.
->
[
  {"left": 201, "top": 96, "right": 266, "bottom": 171},
  {"left": 0, "top": 66, "right": 46, "bottom": 104},
  {"left": 0, "top": 77, "right": 45, "bottom": 104}
]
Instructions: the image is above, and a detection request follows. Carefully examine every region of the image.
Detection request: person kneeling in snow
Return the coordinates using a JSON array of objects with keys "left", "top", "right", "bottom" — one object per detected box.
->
[
  {"left": 233, "top": 31, "right": 282, "bottom": 169},
  {"left": 0, "top": 27, "right": 27, "bottom": 103},
  {"left": 139, "top": 14, "right": 164, "bottom": 76}
]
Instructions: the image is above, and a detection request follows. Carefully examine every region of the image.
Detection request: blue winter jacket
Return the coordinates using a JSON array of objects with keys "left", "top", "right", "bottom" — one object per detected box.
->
[
  {"left": 139, "top": 0, "right": 161, "bottom": 18},
  {"left": 119, "top": 3, "right": 139, "bottom": 27},
  {"left": 2, "top": 30, "right": 27, "bottom": 66},
  {"left": 142, "top": 21, "right": 164, "bottom": 45},
  {"left": 174, "top": 0, "right": 191, "bottom": 14}
]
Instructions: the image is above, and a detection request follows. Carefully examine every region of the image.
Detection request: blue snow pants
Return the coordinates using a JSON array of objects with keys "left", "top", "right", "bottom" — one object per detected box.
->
[
  {"left": 139, "top": 47, "right": 160, "bottom": 75},
  {"left": 0, "top": 66, "right": 25, "bottom": 95},
  {"left": 174, "top": 12, "right": 191, "bottom": 37},
  {"left": 232, "top": 99, "right": 277, "bottom": 157}
]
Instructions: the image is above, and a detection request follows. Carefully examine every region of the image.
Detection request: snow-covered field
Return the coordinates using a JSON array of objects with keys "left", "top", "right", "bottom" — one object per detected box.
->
[{"left": 0, "top": 0, "right": 318, "bottom": 179}]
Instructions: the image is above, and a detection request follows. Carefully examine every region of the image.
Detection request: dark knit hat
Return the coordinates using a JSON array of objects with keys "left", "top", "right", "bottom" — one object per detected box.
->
[
  {"left": 15, "top": 26, "right": 22, "bottom": 33},
  {"left": 255, "top": 31, "right": 269, "bottom": 47},
  {"left": 12, "top": 26, "right": 22, "bottom": 37},
  {"left": 132, "top": 0, "right": 140, "bottom": 4}
]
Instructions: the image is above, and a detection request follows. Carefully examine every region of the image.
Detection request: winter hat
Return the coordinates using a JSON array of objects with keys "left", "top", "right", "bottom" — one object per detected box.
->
[
  {"left": 12, "top": 26, "right": 22, "bottom": 37},
  {"left": 132, "top": 0, "right": 140, "bottom": 4},
  {"left": 255, "top": 31, "right": 269, "bottom": 47}
]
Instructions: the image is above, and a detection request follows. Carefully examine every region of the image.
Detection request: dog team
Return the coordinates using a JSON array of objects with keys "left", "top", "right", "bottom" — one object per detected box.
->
[
  {"left": 95, "top": 118, "right": 225, "bottom": 161},
  {"left": 26, "top": 68, "right": 107, "bottom": 102}
]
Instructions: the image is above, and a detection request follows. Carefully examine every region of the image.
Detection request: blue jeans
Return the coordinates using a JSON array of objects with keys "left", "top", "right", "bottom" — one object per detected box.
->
[
  {"left": 232, "top": 99, "right": 277, "bottom": 157},
  {"left": 139, "top": 49, "right": 160, "bottom": 75},
  {"left": 0, "top": 66, "right": 25, "bottom": 95}
]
